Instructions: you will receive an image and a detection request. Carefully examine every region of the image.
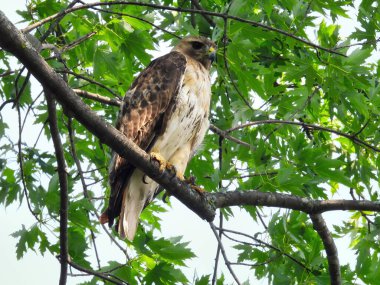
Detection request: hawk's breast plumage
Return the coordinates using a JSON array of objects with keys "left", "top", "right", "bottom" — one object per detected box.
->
[{"left": 100, "top": 36, "right": 216, "bottom": 240}]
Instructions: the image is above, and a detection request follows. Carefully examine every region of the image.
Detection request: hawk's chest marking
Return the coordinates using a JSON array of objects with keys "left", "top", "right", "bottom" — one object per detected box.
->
[{"left": 154, "top": 60, "right": 211, "bottom": 155}]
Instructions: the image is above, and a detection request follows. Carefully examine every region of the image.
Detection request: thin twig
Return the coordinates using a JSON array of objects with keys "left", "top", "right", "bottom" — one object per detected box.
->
[
  {"left": 67, "top": 118, "right": 101, "bottom": 269},
  {"left": 78, "top": 3, "right": 181, "bottom": 39},
  {"left": 13, "top": 69, "right": 31, "bottom": 108},
  {"left": 16, "top": 102, "right": 40, "bottom": 221},
  {"left": 21, "top": 90, "right": 44, "bottom": 133},
  {"left": 349, "top": 188, "right": 374, "bottom": 226},
  {"left": 226, "top": 120, "right": 380, "bottom": 152},
  {"left": 0, "top": 70, "right": 15, "bottom": 77},
  {"left": 210, "top": 223, "right": 241, "bottom": 285},
  {"left": 74, "top": 89, "right": 121, "bottom": 106},
  {"left": 57, "top": 70, "right": 120, "bottom": 98},
  {"left": 236, "top": 171, "right": 277, "bottom": 179},
  {"left": 191, "top": 0, "right": 215, "bottom": 27},
  {"left": 67, "top": 260, "right": 128, "bottom": 285},
  {"left": 32, "top": 119, "right": 48, "bottom": 149},
  {"left": 61, "top": 31, "right": 97, "bottom": 52},
  {"left": 21, "top": 1, "right": 346, "bottom": 56},
  {"left": 230, "top": 261, "right": 272, "bottom": 267},
  {"left": 209, "top": 124, "right": 251, "bottom": 148},
  {"left": 39, "top": 0, "right": 82, "bottom": 43},
  {"left": 0, "top": 99, "right": 15, "bottom": 111},
  {"left": 219, "top": 228, "right": 313, "bottom": 273},
  {"left": 211, "top": 137, "right": 224, "bottom": 285},
  {"left": 263, "top": 86, "right": 320, "bottom": 142},
  {"left": 222, "top": 14, "right": 255, "bottom": 112},
  {"left": 334, "top": 37, "right": 380, "bottom": 50}
]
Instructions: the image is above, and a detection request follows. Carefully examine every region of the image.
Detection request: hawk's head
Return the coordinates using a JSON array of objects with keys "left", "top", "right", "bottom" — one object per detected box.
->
[{"left": 173, "top": 36, "right": 217, "bottom": 70}]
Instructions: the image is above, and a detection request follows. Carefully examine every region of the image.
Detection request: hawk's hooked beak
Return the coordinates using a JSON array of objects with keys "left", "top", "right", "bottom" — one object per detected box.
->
[{"left": 208, "top": 46, "right": 216, "bottom": 63}]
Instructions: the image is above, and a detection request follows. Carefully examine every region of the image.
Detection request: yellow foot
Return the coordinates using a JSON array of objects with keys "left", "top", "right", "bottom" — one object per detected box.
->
[
  {"left": 176, "top": 172, "right": 185, "bottom": 180},
  {"left": 190, "top": 184, "right": 205, "bottom": 194},
  {"left": 150, "top": 152, "right": 167, "bottom": 172},
  {"left": 165, "top": 162, "right": 183, "bottom": 179},
  {"left": 184, "top": 175, "right": 204, "bottom": 194}
]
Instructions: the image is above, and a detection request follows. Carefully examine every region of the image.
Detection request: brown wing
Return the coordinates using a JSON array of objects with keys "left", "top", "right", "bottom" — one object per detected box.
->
[{"left": 103, "top": 51, "right": 187, "bottom": 226}]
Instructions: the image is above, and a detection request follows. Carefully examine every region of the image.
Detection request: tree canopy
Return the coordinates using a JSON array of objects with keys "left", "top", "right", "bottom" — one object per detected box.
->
[{"left": 1, "top": 0, "right": 380, "bottom": 284}]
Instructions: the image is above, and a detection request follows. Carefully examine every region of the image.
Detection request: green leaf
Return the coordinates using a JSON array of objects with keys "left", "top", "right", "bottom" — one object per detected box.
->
[
  {"left": 345, "top": 48, "right": 372, "bottom": 66},
  {"left": 195, "top": 275, "right": 210, "bottom": 285},
  {"left": 11, "top": 225, "right": 40, "bottom": 259},
  {"left": 148, "top": 237, "right": 196, "bottom": 265},
  {"left": 144, "top": 262, "right": 188, "bottom": 284}
]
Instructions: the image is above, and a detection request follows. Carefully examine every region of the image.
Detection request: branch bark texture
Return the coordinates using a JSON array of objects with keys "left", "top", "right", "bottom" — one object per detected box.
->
[
  {"left": 45, "top": 90, "right": 68, "bottom": 285},
  {"left": 310, "top": 214, "right": 341, "bottom": 285}
]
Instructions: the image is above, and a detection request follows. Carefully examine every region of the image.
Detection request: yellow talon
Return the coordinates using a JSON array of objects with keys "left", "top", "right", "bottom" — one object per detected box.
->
[
  {"left": 150, "top": 152, "right": 167, "bottom": 172},
  {"left": 190, "top": 184, "right": 205, "bottom": 194},
  {"left": 176, "top": 172, "right": 185, "bottom": 180}
]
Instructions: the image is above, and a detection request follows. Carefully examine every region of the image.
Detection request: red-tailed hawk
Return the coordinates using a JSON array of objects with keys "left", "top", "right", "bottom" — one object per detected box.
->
[{"left": 100, "top": 36, "right": 216, "bottom": 240}]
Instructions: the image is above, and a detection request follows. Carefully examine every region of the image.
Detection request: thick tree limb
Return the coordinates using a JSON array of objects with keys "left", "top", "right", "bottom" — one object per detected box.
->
[
  {"left": 310, "top": 214, "right": 341, "bottom": 285},
  {"left": 0, "top": 10, "right": 216, "bottom": 222},
  {"left": 213, "top": 190, "right": 380, "bottom": 213}
]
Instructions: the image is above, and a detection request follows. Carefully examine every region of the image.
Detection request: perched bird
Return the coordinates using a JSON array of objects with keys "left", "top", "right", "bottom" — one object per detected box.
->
[{"left": 100, "top": 36, "right": 216, "bottom": 240}]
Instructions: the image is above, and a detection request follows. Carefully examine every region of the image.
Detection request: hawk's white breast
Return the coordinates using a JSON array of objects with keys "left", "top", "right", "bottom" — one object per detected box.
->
[{"left": 153, "top": 58, "right": 211, "bottom": 159}]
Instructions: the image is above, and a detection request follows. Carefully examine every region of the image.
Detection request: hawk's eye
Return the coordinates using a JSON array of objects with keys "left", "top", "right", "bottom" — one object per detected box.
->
[{"left": 191, "top": 41, "right": 204, "bottom": 50}]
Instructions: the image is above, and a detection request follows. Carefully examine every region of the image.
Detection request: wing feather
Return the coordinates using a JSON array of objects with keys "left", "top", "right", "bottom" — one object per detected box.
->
[{"left": 102, "top": 51, "right": 187, "bottom": 226}]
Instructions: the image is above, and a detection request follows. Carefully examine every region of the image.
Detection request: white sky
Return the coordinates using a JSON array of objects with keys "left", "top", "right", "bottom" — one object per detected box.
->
[{"left": 0, "top": 1, "right": 374, "bottom": 285}]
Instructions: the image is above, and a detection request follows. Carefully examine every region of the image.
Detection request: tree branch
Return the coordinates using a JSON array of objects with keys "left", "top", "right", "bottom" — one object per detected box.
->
[
  {"left": 213, "top": 190, "right": 380, "bottom": 213},
  {"left": 0, "top": 11, "right": 216, "bottom": 222},
  {"left": 46, "top": 89, "right": 69, "bottom": 285},
  {"left": 2, "top": 12, "right": 380, "bottom": 227},
  {"left": 211, "top": 137, "right": 224, "bottom": 285},
  {"left": 73, "top": 89, "right": 121, "bottom": 106},
  {"left": 226, "top": 120, "right": 380, "bottom": 152},
  {"left": 67, "top": 260, "right": 128, "bottom": 285},
  {"left": 21, "top": 1, "right": 345, "bottom": 56},
  {"left": 209, "top": 124, "right": 252, "bottom": 148},
  {"left": 16, "top": 102, "right": 40, "bottom": 221},
  {"left": 310, "top": 213, "right": 341, "bottom": 285},
  {"left": 77, "top": 3, "right": 181, "bottom": 39},
  {"left": 58, "top": 70, "right": 120, "bottom": 98},
  {"left": 220, "top": 228, "right": 313, "bottom": 273},
  {"left": 191, "top": 0, "right": 215, "bottom": 27},
  {"left": 210, "top": 223, "right": 241, "bottom": 285}
]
